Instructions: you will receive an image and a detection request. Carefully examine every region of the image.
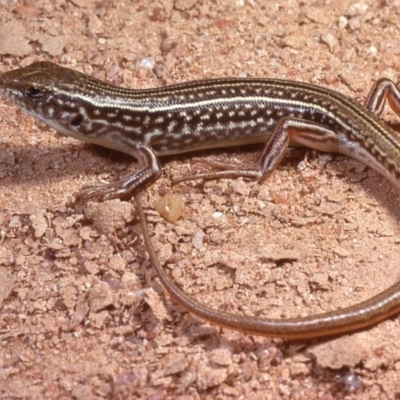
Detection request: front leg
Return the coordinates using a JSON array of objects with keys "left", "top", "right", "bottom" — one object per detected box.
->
[
  {"left": 173, "top": 118, "right": 339, "bottom": 184},
  {"left": 76, "top": 143, "right": 162, "bottom": 202}
]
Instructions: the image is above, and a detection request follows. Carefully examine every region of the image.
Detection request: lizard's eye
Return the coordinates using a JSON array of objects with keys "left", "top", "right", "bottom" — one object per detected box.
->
[{"left": 24, "top": 86, "right": 45, "bottom": 100}]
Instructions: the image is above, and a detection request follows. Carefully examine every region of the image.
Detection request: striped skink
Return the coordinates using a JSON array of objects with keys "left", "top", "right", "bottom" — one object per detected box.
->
[{"left": 2, "top": 61, "right": 400, "bottom": 339}]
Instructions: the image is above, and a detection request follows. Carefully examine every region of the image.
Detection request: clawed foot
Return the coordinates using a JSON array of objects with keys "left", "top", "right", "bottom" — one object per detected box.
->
[
  {"left": 172, "top": 157, "right": 261, "bottom": 184},
  {"left": 75, "top": 182, "right": 132, "bottom": 203}
]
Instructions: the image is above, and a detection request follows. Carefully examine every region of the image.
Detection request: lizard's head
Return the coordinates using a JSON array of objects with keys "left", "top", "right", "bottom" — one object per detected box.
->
[
  {"left": 0, "top": 61, "right": 108, "bottom": 142},
  {"left": 0, "top": 61, "right": 87, "bottom": 118}
]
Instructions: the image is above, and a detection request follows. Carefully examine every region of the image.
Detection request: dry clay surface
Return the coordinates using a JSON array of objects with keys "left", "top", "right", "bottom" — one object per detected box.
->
[{"left": 1, "top": 1, "right": 400, "bottom": 399}]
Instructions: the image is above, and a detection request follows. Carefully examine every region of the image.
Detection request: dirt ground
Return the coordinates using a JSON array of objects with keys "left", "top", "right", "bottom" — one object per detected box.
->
[{"left": 1, "top": 0, "right": 400, "bottom": 399}]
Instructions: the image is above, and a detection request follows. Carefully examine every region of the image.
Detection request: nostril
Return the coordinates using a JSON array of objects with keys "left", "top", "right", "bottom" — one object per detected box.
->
[{"left": 70, "top": 114, "right": 83, "bottom": 127}]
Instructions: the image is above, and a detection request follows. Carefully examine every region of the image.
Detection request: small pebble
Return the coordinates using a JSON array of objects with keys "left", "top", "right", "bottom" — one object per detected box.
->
[{"left": 154, "top": 194, "right": 184, "bottom": 223}]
